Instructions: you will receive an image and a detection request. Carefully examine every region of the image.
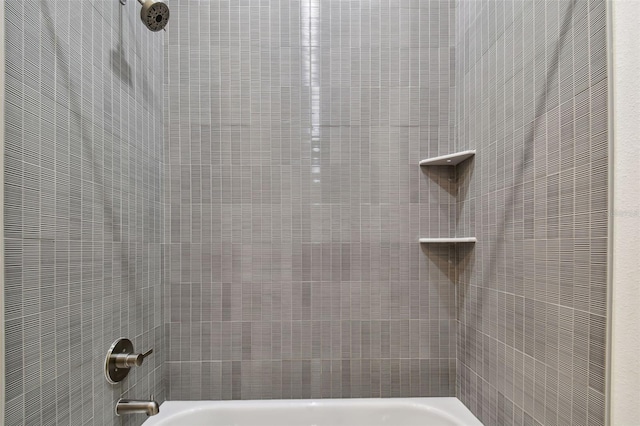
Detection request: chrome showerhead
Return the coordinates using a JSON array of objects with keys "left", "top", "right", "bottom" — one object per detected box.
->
[{"left": 138, "top": 0, "right": 170, "bottom": 32}]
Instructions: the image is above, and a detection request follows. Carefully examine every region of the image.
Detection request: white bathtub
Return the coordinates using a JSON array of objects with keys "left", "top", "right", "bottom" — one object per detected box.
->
[{"left": 141, "top": 398, "right": 483, "bottom": 426}]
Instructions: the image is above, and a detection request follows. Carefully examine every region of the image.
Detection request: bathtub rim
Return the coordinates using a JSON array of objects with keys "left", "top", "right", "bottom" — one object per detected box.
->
[{"left": 142, "top": 397, "right": 482, "bottom": 426}]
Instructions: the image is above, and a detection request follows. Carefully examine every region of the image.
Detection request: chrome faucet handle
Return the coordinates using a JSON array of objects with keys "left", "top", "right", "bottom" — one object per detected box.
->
[
  {"left": 114, "top": 348, "right": 153, "bottom": 368},
  {"left": 105, "top": 338, "right": 154, "bottom": 383}
]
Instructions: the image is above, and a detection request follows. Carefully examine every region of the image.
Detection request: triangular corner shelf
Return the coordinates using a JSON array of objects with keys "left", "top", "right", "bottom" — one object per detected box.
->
[
  {"left": 419, "top": 150, "right": 475, "bottom": 166},
  {"left": 419, "top": 237, "right": 476, "bottom": 243}
]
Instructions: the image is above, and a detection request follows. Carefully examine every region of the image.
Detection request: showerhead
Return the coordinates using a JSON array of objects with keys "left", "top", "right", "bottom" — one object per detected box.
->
[{"left": 139, "top": 0, "right": 170, "bottom": 32}]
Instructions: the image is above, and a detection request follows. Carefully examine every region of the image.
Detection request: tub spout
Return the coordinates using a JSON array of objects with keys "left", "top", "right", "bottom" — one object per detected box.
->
[{"left": 116, "top": 398, "right": 160, "bottom": 416}]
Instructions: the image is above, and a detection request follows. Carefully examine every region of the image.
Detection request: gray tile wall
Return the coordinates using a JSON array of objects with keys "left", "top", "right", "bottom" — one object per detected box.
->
[
  {"left": 455, "top": 0, "right": 608, "bottom": 425},
  {"left": 164, "top": 0, "right": 458, "bottom": 400},
  {"left": 4, "top": 0, "right": 165, "bottom": 424}
]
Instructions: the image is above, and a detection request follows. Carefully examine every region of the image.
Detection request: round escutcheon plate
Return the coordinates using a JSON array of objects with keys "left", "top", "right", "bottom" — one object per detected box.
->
[{"left": 105, "top": 338, "right": 134, "bottom": 384}]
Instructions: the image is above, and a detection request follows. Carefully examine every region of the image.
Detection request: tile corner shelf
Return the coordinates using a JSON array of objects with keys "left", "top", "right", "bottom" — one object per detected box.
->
[
  {"left": 419, "top": 237, "right": 476, "bottom": 243},
  {"left": 419, "top": 150, "right": 476, "bottom": 166}
]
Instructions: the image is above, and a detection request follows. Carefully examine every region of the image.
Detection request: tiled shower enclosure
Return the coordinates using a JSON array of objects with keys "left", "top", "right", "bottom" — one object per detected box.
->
[{"left": 3, "top": 0, "right": 609, "bottom": 425}]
